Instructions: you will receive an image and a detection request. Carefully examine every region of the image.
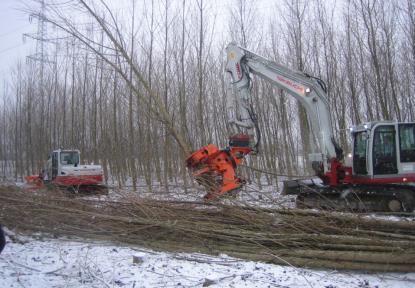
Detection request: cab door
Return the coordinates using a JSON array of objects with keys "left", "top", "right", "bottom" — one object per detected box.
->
[
  {"left": 398, "top": 124, "right": 415, "bottom": 173},
  {"left": 372, "top": 125, "right": 398, "bottom": 175},
  {"left": 51, "top": 152, "right": 59, "bottom": 180},
  {"left": 353, "top": 131, "right": 368, "bottom": 175}
]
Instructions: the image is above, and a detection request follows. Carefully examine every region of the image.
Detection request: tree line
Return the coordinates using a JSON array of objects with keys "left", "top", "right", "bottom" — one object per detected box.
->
[{"left": 1, "top": 0, "right": 414, "bottom": 191}]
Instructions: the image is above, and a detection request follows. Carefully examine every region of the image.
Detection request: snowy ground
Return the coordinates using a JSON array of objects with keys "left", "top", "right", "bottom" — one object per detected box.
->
[
  {"left": 87, "top": 177, "right": 295, "bottom": 210},
  {"left": 2, "top": 180, "right": 415, "bottom": 287},
  {"left": 1, "top": 234, "right": 415, "bottom": 288}
]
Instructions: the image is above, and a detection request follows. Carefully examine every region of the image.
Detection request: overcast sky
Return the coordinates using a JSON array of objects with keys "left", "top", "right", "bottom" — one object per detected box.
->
[
  {"left": 0, "top": 0, "right": 301, "bottom": 93},
  {"left": 0, "top": 0, "right": 37, "bottom": 85}
]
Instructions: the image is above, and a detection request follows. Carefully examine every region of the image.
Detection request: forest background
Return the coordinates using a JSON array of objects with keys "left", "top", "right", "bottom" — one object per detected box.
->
[{"left": 0, "top": 0, "right": 414, "bottom": 192}]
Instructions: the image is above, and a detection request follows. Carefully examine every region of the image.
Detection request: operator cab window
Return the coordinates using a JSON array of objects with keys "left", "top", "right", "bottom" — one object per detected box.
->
[
  {"left": 399, "top": 124, "right": 415, "bottom": 162},
  {"left": 60, "top": 151, "right": 80, "bottom": 166},
  {"left": 353, "top": 131, "right": 368, "bottom": 175},
  {"left": 373, "top": 125, "right": 397, "bottom": 175}
]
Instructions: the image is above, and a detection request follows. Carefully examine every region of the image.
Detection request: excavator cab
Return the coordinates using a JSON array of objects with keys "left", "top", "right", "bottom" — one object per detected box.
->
[
  {"left": 44, "top": 150, "right": 80, "bottom": 181},
  {"left": 351, "top": 122, "right": 415, "bottom": 178}
]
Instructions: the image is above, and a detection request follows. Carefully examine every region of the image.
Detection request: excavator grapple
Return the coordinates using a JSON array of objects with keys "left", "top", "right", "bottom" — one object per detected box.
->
[{"left": 186, "top": 135, "right": 252, "bottom": 200}]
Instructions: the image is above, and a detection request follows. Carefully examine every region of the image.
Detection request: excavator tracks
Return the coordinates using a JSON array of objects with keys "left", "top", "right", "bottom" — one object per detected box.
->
[{"left": 284, "top": 180, "right": 415, "bottom": 212}]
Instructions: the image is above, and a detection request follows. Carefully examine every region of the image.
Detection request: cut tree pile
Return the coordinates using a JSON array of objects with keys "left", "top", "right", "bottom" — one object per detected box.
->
[{"left": 0, "top": 184, "right": 414, "bottom": 272}]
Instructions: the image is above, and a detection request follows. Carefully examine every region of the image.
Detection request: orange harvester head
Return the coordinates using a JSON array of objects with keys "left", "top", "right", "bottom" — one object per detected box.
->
[
  {"left": 186, "top": 134, "right": 253, "bottom": 200},
  {"left": 25, "top": 175, "right": 44, "bottom": 188}
]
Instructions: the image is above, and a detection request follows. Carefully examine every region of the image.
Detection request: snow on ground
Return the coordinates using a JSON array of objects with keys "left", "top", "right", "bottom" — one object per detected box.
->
[
  {"left": 94, "top": 176, "right": 294, "bottom": 210},
  {"left": 1, "top": 234, "right": 414, "bottom": 288},
  {"left": 2, "top": 180, "right": 415, "bottom": 287}
]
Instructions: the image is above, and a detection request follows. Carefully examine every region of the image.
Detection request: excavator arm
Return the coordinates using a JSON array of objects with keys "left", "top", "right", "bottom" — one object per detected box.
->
[{"left": 186, "top": 43, "right": 344, "bottom": 200}]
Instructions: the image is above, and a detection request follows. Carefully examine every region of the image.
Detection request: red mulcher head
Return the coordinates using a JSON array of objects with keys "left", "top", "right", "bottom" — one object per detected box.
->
[{"left": 186, "top": 134, "right": 253, "bottom": 200}]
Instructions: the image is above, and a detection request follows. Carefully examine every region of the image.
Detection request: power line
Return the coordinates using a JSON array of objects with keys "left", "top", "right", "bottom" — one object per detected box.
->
[
  {"left": 0, "top": 43, "right": 26, "bottom": 55},
  {"left": 0, "top": 24, "right": 32, "bottom": 38}
]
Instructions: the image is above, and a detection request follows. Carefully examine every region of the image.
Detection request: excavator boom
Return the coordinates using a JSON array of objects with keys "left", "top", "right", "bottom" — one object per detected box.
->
[{"left": 186, "top": 42, "right": 340, "bottom": 200}]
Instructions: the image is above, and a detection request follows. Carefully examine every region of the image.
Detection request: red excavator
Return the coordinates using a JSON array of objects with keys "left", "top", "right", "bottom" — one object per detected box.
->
[
  {"left": 26, "top": 149, "right": 107, "bottom": 194},
  {"left": 186, "top": 43, "right": 415, "bottom": 212}
]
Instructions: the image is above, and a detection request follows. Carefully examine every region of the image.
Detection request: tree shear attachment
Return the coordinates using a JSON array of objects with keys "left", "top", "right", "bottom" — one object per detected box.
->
[{"left": 186, "top": 134, "right": 253, "bottom": 200}]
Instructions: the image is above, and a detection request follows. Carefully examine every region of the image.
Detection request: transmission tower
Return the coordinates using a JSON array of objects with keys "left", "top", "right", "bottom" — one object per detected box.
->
[
  {"left": 26, "top": 0, "right": 52, "bottom": 77},
  {"left": 23, "top": 0, "right": 55, "bottom": 166}
]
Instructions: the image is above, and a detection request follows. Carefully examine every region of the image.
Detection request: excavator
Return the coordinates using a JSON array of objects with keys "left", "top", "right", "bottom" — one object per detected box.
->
[
  {"left": 186, "top": 43, "right": 415, "bottom": 212},
  {"left": 26, "top": 149, "right": 107, "bottom": 194}
]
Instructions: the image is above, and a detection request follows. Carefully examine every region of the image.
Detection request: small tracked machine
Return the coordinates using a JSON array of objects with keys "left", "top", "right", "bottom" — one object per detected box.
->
[{"left": 26, "top": 149, "right": 107, "bottom": 194}]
